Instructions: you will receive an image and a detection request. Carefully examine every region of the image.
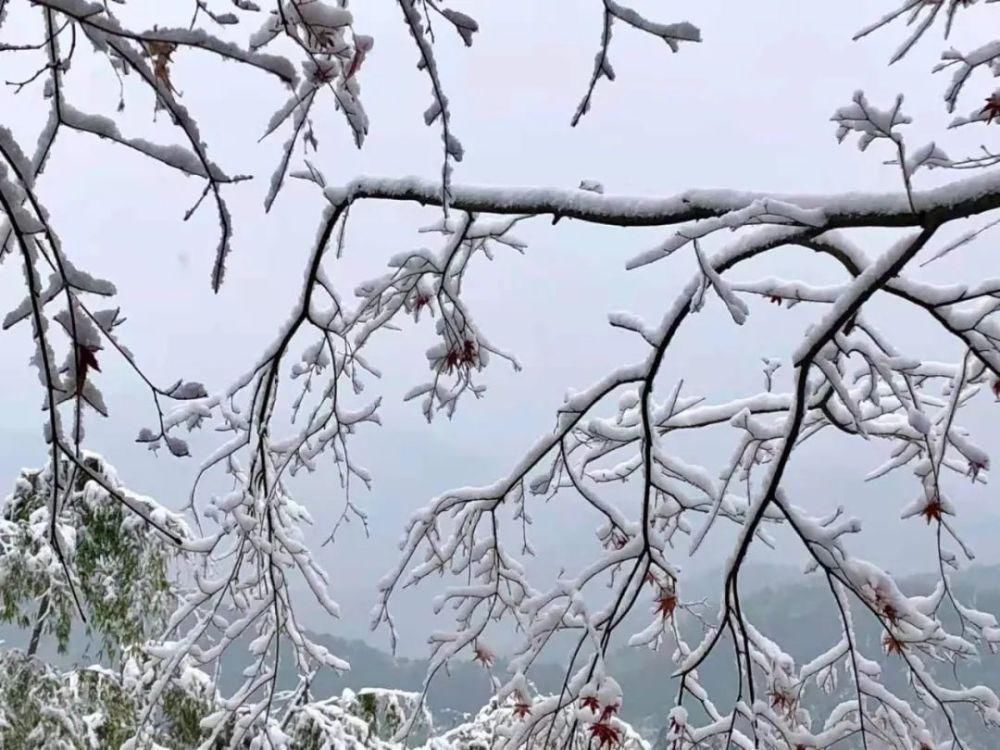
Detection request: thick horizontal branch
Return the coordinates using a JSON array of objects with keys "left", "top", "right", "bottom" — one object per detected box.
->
[{"left": 326, "top": 172, "right": 1000, "bottom": 229}]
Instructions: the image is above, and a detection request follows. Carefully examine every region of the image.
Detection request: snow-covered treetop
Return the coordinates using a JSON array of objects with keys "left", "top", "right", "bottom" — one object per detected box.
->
[{"left": 4, "top": 1, "right": 1000, "bottom": 748}]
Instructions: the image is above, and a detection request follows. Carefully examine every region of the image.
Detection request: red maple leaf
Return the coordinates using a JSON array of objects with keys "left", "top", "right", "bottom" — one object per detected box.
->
[
  {"left": 77, "top": 345, "right": 101, "bottom": 387},
  {"left": 655, "top": 591, "right": 678, "bottom": 619},
  {"left": 981, "top": 93, "right": 1000, "bottom": 124},
  {"left": 883, "top": 632, "right": 905, "bottom": 656},
  {"left": 992, "top": 378, "right": 1000, "bottom": 399},
  {"left": 461, "top": 338, "right": 477, "bottom": 365},
  {"left": 440, "top": 339, "right": 478, "bottom": 374},
  {"left": 769, "top": 689, "right": 794, "bottom": 713},
  {"left": 442, "top": 348, "right": 459, "bottom": 373},
  {"left": 580, "top": 695, "right": 601, "bottom": 713},
  {"left": 513, "top": 701, "right": 531, "bottom": 719},
  {"left": 472, "top": 642, "right": 494, "bottom": 668},
  {"left": 768, "top": 294, "right": 783, "bottom": 305},
  {"left": 599, "top": 703, "right": 619, "bottom": 722},
  {"left": 920, "top": 499, "right": 943, "bottom": 525},
  {"left": 588, "top": 721, "right": 621, "bottom": 749}
]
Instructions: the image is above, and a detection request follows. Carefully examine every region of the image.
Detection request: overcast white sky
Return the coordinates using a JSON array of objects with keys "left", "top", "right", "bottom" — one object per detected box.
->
[{"left": 2, "top": 1, "right": 999, "bottom": 656}]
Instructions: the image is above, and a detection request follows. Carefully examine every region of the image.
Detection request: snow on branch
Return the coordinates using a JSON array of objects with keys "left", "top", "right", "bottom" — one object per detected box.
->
[
  {"left": 5, "top": 3, "right": 1000, "bottom": 748},
  {"left": 572, "top": 0, "right": 700, "bottom": 126},
  {"left": 325, "top": 170, "right": 1000, "bottom": 232}
]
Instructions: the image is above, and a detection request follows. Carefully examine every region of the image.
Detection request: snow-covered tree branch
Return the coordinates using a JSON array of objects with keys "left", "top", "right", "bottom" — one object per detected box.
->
[{"left": 3, "top": 1, "right": 1000, "bottom": 748}]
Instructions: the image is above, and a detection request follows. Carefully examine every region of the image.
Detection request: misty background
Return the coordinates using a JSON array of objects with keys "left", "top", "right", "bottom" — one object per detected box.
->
[{"left": 1, "top": 0, "right": 998, "bottom": 672}]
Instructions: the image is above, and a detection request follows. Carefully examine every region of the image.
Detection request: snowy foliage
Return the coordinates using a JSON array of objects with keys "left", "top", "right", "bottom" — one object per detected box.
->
[
  {"left": 0, "top": 643, "right": 436, "bottom": 749},
  {"left": 428, "top": 692, "right": 649, "bottom": 750},
  {"left": 278, "top": 688, "right": 432, "bottom": 749},
  {"left": 0, "top": 452, "right": 188, "bottom": 658},
  {"left": 0, "top": 458, "right": 215, "bottom": 748},
  {"left": 0, "top": 651, "right": 138, "bottom": 749},
  {"left": 5, "top": 1, "right": 1000, "bottom": 749}
]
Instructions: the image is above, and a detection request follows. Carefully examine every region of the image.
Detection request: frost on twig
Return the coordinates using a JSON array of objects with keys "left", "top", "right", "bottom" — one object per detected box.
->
[{"left": 572, "top": 0, "right": 700, "bottom": 127}]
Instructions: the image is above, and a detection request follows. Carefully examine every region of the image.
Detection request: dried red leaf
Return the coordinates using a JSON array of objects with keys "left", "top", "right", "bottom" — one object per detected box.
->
[
  {"left": 146, "top": 39, "right": 179, "bottom": 95},
  {"left": 981, "top": 93, "right": 1000, "bottom": 125},
  {"left": 440, "top": 339, "right": 478, "bottom": 374},
  {"left": 461, "top": 338, "right": 477, "bottom": 364},
  {"left": 588, "top": 721, "right": 621, "bottom": 749},
  {"left": 472, "top": 642, "right": 494, "bottom": 668},
  {"left": 883, "top": 632, "right": 905, "bottom": 656},
  {"left": 920, "top": 499, "right": 943, "bottom": 525},
  {"left": 76, "top": 345, "right": 101, "bottom": 388},
  {"left": 79, "top": 345, "right": 100, "bottom": 373},
  {"left": 655, "top": 592, "right": 677, "bottom": 619},
  {"left": 513, "top": 701, "right": 531, "bottom": 719},
  {"left": 444, "top": 348, "right": 461, "bottom": 372},
  {"left": 768, "top": 689, "right": 794, "bottom": 714}
]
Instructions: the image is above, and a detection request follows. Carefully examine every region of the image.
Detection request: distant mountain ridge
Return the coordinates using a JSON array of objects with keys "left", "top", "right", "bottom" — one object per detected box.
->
[
  {"left": 7, "top": 563, "right": 1000, "bottom": 744},
  {"left": 229, "top": 563, "right": 1000, "bottom": 743}
]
